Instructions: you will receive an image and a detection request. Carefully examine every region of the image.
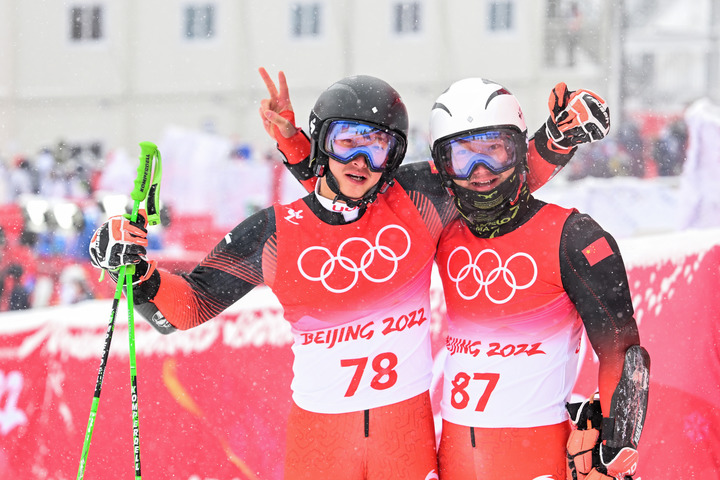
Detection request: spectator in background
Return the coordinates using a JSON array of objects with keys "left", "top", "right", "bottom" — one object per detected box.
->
[
  {"left": 8, "top": 157, "right": 35, "bottom": 200},
  {"left": 1, "top": 228, "right": 32, "bottom": 311},
  {"left": 0, "top": 264, "right": 31, "bottom": 311},
  {"left": 617, "top": 122, "right": 645, "bottom": 177},
  {"left": 35, "top": 148, "right": 56, "bottom": 195},
  {"left": 605, "top": 138, "right": 634, "bottom": 178},
  {"left": 654, "top": 120, "right": 687, "bottom": 176},
  {"left": 35, "top": 211, "right": 66, "bottom": 258},
  {"left": 59, "top": 264, "right": 94, "bottom": 305}
]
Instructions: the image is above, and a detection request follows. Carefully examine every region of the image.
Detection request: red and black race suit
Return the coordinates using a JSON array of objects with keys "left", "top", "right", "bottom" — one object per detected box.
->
[{"left": 435, "top": 197, "right": 640, "bottom": 479}]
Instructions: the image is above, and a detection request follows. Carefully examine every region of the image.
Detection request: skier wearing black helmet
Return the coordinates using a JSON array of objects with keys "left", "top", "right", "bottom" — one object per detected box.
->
[
  {"left": 92, "top": 73, "right": 449, "bottom": 480},
  {"left": 306, "top": 75, "right": 409, "bottom": 207}
]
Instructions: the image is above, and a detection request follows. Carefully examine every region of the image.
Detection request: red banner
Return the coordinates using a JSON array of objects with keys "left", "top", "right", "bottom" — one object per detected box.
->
[{"left": 1, "top": 229, "right": 719, "bottom": 479}]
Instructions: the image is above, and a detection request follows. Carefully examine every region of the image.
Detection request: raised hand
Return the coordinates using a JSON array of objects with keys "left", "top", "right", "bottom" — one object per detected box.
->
[
  {"left": 258, "top": 67, "right": 298, "bottom": 140},
  {"left": 546, "top": 82, "right": 610, "bottom": 150}
]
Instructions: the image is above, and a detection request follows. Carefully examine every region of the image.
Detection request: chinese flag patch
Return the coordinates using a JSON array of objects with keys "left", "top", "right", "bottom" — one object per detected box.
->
[{"left": 582, "top": 237, "right": 613, "bottom": 266}]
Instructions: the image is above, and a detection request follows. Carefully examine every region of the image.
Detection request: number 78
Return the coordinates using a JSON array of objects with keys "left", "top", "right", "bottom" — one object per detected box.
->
[{"left": 340, "top": 352, "right": 398, "bottom": 397}]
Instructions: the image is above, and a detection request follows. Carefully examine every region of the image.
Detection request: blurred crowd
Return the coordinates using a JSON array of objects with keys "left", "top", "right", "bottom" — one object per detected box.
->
[
  {"left": 564, "top": 118, "right": 687, "bottom": 180},
  {"left": 0, "top": 141, "right": 107, "bottom": 312},
  {"left": 0, "top": 117, "right": 689, "bottom": 312}
]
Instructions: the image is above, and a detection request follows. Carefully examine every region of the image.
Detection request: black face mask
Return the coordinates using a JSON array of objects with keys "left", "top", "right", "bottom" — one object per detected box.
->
[{"left": 452, "top": 169, "right": 531, "bottom": 238}]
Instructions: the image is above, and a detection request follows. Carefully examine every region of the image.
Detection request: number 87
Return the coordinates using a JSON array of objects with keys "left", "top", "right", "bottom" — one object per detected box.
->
[{"left": 450, "top": 372, "right": 500, "bottom": 411}]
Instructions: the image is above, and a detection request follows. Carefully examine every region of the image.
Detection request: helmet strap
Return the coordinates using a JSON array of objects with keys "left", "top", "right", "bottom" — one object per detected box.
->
[{"left": 322, "top": 168, "right": 390, "bottom": 209}]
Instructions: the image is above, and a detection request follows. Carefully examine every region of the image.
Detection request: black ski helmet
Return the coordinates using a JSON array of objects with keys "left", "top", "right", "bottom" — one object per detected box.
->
[{"left": 309, "top": 75, "right": 408, "bottom": 207}]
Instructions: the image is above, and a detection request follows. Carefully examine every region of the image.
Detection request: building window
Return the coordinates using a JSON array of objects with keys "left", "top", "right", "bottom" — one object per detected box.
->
[
  {"left": 488, "top": 1, "right": 514, "bottom": 31},
  {"left": 185, "top": 4, "right": 216, "bottom": 39},
  {"left": 291, "top": 3, "right": 321, "bottom": 37},
  {"left": 394, "top": 2, "right": 422, "bottom": 34},
  {"left": 70, "top": 5, "right": 104, "bottom": 41}
]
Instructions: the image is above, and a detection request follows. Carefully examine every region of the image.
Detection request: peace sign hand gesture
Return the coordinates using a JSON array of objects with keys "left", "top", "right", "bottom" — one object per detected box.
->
[{"left": 258, "top": 67, "right": 298, "bottom": 140}]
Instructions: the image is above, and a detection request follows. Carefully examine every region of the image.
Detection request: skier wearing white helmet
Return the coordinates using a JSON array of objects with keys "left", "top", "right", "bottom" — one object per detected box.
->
[
  {"left": 430, "top": 78, "right": 532, "bottom": 237},
  {"left": 430, "top": 78, "right": 648, "bottom": 480}
]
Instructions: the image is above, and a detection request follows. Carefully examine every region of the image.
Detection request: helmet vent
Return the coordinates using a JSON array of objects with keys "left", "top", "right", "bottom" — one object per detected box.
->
[
  {"left": 485, "top": 88, "right": 512, "bottom": 109},
  {"left": 431, "top": 102, "right": 452, "bottom": 116}
]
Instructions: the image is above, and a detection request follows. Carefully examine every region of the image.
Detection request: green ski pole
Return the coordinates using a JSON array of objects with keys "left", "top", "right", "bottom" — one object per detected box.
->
[
  {"left": 125, "top": 141, "right": 162, "bottom": 480},
  {"left": 76, "top": 281, "right": 123, "bottom": 479},
  {"left": 77, "top": 141, "right": 161, "bottom": 480}
]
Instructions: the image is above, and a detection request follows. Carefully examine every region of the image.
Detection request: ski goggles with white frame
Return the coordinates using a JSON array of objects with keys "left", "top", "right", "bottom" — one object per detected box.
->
[
  {"left": 433, "top": 129, "right": 525, "bottom": 179},
  {"left": 321, "top": 120, "right": 405, "bottom": 172}
]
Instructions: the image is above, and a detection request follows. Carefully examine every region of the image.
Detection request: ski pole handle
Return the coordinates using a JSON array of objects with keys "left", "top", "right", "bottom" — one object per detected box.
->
[{"left": 132, "top": 141, "right": 158, "bottom": 205}]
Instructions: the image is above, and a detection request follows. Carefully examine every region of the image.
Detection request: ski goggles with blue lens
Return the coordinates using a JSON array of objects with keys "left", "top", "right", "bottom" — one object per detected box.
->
[
  {"left": 434, "top": 129, "right": 523, "bottom": 179},
  {"left": 321, "top": 120, "right": 403, "bottom": 172}
]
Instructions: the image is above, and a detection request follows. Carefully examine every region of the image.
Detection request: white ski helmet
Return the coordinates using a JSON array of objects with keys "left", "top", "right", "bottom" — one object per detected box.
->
[
  {"left": 430, "top": 77, "right": 527, "bottom": 149},
  {"left": 429, "top": 78, "right": 532, "bottom": 236}
]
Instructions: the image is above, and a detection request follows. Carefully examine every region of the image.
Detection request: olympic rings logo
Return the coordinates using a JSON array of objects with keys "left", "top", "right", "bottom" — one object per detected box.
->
[
  {"left": 297, "top": 225, "right": 411, "bottom": 293},
  {"left": 446, "top": 246, "right": 537, "bottom": 304}
]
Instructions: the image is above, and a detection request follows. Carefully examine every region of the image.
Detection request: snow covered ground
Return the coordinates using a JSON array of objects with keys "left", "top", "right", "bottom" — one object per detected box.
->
[{"left": 535, "top": 175, "right": 683, "bottom": 239}]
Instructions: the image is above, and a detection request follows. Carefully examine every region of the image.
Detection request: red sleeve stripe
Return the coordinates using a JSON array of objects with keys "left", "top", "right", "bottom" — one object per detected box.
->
[
  {"left": 408, "top": 191, "right": 444, "bottom": 240},
  {"left": 527, "top": 142, "right": 554, "bottom": 191},
  {"left": 262, "top": 234, "right": 278, "bottom": 288},
  {"left": 154, "top": 272, "right": 225, "bottom": 330},
  {"left": 200, "top": 249, "right": 263, "bottom": 285}
]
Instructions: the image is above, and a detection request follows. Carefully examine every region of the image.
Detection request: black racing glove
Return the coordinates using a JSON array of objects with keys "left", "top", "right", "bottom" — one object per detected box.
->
[
  {"left": 546, "top": 82, "right": 610, "bottom": 151},
  {"left": 89, "top": 210, "right": 157, "bottom": 285}
]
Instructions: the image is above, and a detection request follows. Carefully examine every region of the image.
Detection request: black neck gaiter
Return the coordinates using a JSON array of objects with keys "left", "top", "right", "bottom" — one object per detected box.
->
[{"left": 453, "top": 171, "right": 532, "bottom": 238}]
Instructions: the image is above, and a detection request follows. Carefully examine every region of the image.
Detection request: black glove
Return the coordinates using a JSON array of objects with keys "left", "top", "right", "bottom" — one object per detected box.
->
[
  {"left": 546, "top": 82, "right": 610, "bottom": 151},
  {"left": 89, "top": 210, "right": 157, "bottom": 285}
]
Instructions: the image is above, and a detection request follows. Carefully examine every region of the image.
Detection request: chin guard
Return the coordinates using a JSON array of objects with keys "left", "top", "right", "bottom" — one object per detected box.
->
[{"left": 602, "top": 345, "right": 650, "bottom": 449}]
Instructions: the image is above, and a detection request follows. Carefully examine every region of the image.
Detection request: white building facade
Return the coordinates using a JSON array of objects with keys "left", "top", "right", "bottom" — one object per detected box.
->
[{"left": 1, "top": 0, "right": 713, "bottom": 160}]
